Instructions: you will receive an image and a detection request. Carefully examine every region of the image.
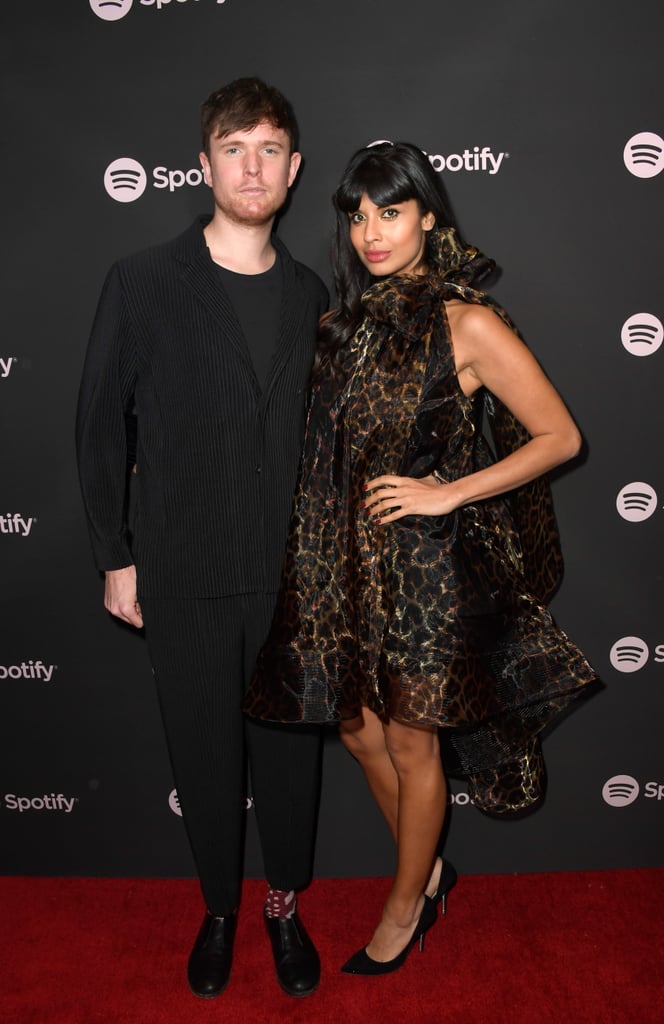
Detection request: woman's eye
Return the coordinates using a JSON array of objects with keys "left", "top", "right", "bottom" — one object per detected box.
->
[
  {"left": 350, "top": 213, "right": 365, "bottom": 224},
  {"left": 383, "top": 208, "right": 399, "bottom": 219}
]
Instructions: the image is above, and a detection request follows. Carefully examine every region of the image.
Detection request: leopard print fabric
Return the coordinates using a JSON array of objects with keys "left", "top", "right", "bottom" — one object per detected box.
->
[{"left": 243, "top": 228, "right": 598, "bottom": 814}]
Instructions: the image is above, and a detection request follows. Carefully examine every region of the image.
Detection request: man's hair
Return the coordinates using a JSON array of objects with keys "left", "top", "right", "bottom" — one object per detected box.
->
[{"left": 201, "top": 77, "right": 298, "bottom": 155}]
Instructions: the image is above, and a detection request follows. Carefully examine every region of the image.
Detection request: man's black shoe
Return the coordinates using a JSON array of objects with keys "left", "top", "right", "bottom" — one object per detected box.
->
[
  {"left": 264, "top": 910, "right": 320, "bottom": 997},
  {"left": 187, "top": 911, "right": 237, "bottom": 998}
]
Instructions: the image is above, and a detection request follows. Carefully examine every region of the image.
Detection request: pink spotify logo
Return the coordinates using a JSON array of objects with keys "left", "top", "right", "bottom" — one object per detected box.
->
[{"left": 89, "top": 0, "right": 133, "bottom": 21}]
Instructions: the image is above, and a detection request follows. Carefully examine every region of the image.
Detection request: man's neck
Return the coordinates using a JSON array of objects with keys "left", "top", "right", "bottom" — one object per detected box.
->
[{"left": 203, "top": 212, "right": 277, "bottom": 275}]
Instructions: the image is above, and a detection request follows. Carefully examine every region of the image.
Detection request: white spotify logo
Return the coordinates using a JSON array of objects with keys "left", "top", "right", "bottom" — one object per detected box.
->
[
  {"left": 621, "top": 313, "right": 663, "bottom": 356},
  {"left": 616, "top": 482, "right": 658, "bottom": 522},
  {"left": 104, "top": 158, "right": 147, "bottom": 202},
  {"left": 89, "top": 0, "right": 133, "bottom": 20},
  {"left": 168, "top": 788, "right": 182, "bottom": 816},
  {"left": 623, "top": 132, "right": 664, "bottom": 178},
  {"left": 609, "top": 637, "right": 649, "bottom": 673},
  {"left": 602, "top": 775, "right": 640, "bottom": 807}
]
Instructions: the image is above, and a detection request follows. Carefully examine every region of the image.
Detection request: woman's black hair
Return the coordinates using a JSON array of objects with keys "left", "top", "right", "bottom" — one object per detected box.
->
[{"left": 314, "top": 142, "right": 456, "bottom": 381}]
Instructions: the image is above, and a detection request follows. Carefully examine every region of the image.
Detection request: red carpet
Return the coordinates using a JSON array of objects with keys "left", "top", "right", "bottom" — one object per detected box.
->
[{"left": 2, "top": 871, "right": 662, "bottom": 1024}]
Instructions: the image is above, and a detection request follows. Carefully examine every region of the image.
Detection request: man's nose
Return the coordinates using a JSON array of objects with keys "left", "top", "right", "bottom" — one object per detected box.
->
[{"left": 244, "top": 151, "right": 260, "bottom": 176}]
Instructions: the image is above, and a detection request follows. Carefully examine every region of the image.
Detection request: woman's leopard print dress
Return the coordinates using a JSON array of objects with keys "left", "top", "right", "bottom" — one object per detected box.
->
[{"left": 243, "top": 229, "right": 598, "bottom": 814}]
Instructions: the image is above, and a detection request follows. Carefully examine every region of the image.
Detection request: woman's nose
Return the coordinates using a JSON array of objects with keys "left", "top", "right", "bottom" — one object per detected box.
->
[{"left": 363, "top": 216, "right": 381, "bottom": 241}]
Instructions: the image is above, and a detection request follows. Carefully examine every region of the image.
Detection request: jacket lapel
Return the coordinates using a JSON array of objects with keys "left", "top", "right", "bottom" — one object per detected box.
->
[
  {"left": 261, "top": 238, "right": 307, "bottom": 401},
  {"left": 181, "top": 251, "right": 257, "bottom": 372},
  {"left": 175, "top": 218, "right": 256, "bottom": 378}
]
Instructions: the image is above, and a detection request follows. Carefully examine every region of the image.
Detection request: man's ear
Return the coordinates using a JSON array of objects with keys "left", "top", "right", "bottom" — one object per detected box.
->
[
  {"left": 199, "top": 152, "right": 211, "bottom": 187},
  {"left": 288, "top": 151, "right": 302, "bottom": 188}
]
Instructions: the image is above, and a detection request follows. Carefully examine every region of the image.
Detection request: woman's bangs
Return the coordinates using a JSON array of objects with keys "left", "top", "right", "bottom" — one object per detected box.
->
[{"left": 336, "top": 158, "right": 416, "bottom": 213}]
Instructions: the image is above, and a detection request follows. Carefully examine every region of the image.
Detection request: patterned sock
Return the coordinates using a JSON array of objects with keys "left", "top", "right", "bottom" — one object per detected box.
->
[{"left": 265, "top": 887, "right": 296, "bottom": 919}]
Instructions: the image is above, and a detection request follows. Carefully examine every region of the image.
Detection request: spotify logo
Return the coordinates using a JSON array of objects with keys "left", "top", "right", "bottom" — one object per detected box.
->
[
  {"left": 621, "top": 313, "right": 663, "bottom": 357},
  {"left": 623, "top": 132, "right": 664, "bottom": 178},
  {"left": 602, "top": 775, "right": 640, "bottom": 807},
  {"left": 89, "top": 0, "right": 133, "bottom": 21},
  {"left": 609, "top": 637, "right": 649, "bottom": 673},
  {"left": 104, "top": 158, "right": 147, "bottom": 202},
  {"left": 616, "top": 483, "right": 658, "bottom": 522}
]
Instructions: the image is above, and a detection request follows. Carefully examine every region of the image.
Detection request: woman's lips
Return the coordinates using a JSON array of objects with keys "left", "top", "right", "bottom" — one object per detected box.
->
[{"left": 364, "top": 250, "right": 390, "bottom": 263}]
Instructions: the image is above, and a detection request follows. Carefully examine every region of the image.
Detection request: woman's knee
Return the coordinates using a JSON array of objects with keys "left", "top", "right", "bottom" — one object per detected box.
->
[
  {"left": 339, "top": 722, "right": 360, "bottom": 756},
  {"left": 339, "top": 715, "right": 385, "bottom": 761},
  {"left": 384, "top": 723, "right": 439, "bottom": 776}
]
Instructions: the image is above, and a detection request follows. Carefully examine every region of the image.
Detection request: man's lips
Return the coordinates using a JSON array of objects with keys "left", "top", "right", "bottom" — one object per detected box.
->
[{"left": 364, "top": 250, "right": 390, "bottom": 263}]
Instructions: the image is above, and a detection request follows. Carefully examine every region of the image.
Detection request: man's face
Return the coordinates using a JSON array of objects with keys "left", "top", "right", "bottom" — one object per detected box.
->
[{"left": 200, "top": 121, "right": 301, "bottom": 227}]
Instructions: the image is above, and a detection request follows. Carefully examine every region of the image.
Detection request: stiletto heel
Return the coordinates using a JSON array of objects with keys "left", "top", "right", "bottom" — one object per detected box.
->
[
  {"left": 429, "top": 859, "right": 457, "bottom": 916},
  {"left": 341, "top": 897, "right": 437, "bottom": 976}
]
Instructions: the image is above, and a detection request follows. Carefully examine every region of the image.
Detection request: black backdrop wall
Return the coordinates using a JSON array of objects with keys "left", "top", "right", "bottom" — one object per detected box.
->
[{"left": 2, "top": 0, "right": 663, "bottom": 880}]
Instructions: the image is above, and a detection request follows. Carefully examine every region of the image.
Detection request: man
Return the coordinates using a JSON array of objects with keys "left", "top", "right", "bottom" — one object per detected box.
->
[{"left": 76, "top": 78, "right": 327, "bottom": 999}]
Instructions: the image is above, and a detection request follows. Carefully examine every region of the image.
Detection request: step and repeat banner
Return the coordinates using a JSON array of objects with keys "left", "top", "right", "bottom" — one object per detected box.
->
[{"left": 2, "top": 0, "right": 662, "bottom": 880}]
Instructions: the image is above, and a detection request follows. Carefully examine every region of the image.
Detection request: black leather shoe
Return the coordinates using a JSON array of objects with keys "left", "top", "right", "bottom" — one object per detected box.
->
[
  {"left": 187, "top": 911, "right": 237, "bottom": 998},
  {"left": 264, "top": 910, "right": 320, "bottom": 997},
  {"left": 341, "top": 896, "right": 438, "bottom": 976}
]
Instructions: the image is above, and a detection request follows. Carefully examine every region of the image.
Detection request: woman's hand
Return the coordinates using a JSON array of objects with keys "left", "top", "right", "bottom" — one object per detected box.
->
[{"left": 363, "top": 474, "right": 458, "bottom": 523}]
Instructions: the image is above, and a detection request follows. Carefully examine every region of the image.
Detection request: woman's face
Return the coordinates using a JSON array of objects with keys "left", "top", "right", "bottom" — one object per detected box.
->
[{"left": 348, "top": 193, "right": 435, "bottom": 277}]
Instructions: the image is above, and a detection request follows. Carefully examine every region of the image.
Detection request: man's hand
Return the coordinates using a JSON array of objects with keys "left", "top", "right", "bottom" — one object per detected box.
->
[{"left": 104, "top": 565, "right": 143, "bottom": 628}]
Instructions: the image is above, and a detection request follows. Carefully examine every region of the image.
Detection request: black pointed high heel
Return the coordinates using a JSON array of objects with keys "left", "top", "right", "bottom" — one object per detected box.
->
[
  {"left": 428, "top": 858, "right": 457, "bottom": 916},
  {"left": 340, "top": 896, "right": 438, "bottom": 976}
]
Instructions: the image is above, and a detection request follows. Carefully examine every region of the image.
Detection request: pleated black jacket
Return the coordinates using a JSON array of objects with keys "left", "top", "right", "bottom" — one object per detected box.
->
[{"left": 76, "top": 216, "right": 328, "bottom": 598}]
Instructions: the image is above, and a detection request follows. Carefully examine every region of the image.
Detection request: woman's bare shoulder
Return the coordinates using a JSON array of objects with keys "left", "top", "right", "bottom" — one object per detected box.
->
[{"left": 443, "top": 299, "right": 505, "bottom": 338}]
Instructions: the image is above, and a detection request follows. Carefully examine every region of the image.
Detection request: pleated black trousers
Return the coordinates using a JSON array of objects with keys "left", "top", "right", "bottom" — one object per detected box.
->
[{"left": 140, "top": 594, "right": 322, "bottom": 916}]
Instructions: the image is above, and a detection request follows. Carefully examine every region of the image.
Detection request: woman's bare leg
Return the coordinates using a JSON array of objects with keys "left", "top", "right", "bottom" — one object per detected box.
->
[
  {"left": 341, "top": 712, "right": 447, "bottom": 961},
  {"left": 340, "top": 708, "right": 398, "bottom": 839}
]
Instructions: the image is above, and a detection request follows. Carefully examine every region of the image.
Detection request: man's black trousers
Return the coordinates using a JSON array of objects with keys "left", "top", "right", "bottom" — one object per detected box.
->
[{"left": 140, "top": 594, "right": 322, "bottom": 916}]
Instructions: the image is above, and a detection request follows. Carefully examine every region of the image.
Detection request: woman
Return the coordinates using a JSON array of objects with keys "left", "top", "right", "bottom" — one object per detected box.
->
[{"left": 243, "top": 142, "right": 598, "bottom": 975}]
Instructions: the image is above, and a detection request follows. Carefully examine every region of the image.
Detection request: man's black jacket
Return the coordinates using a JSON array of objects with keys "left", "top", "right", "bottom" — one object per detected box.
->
[{"left": 76, "top": 216, "right": 328, "bottom": 598}]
